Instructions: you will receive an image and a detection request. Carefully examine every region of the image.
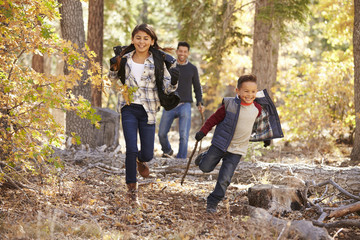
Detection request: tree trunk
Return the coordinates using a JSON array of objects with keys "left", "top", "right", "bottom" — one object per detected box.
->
[
  {"left": 252, "top": 0, "right": 280, "bottom": 93},
  {"left": 87, "top": 0, "right": 104, "bottom": 108},
  {"left": 59, "top": 0, "right": 95, "bottom": 148},
  {"left": 233, "top": 161, "right": 360, "bottom": 195},
  {"left": 140, "top": 0, "right": 149, "bottom": 23},
  {"left": 31, "top": 54, "right": 44, "bottom": 73},
  {"left": 351, "top": 0, "right": 360, "bottom": 165},
  {"left": 248, "top": 184, "right": 304, "bottom": 213}
]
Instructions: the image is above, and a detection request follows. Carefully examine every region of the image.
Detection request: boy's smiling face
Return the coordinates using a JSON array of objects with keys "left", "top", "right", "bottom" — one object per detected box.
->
[{"left": 236, "top": 81, "right": 258, "bottom": 104}]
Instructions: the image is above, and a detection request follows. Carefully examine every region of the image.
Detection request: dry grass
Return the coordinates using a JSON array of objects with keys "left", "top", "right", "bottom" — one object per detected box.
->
[
  {"left": 0, "top": 135, "right": 358, "bottom": 239},
  {"left": 0, "top": 161, "right": 281, "bottom": 240}
]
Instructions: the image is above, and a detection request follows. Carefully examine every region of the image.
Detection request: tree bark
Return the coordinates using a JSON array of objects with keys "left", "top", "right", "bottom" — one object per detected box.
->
[
  {"left": 252, "top": 0, "right": 280, "bottom": 93},
  {"left": 248, "top": 184, "right": 304, "bottom": 213},
  {"left": 351, "top": 0, "right": 360, "bottom": 165},
  {"left": 59, "top": 0, "right": 95, "bottom": 148},
  {"left": 31, "top": 54, "right": 44, "bottom": 73},
  {"left": 87, "top": 0, "right": 104, "bottom": 108}
]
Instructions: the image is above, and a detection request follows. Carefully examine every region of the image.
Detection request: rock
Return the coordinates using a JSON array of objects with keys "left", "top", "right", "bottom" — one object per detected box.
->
[{"left": 93, "top": 108, "right": 120, "bottom": 149}]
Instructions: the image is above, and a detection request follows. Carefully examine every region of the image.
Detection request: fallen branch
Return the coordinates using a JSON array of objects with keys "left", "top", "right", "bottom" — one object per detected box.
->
[
  {"left": 304, "top": 181, "right": 324, "bottom": 215},
  {"left": 233, "top": 161, "right": 360, "bottom": 195},
  {"left": 0, "top": 161, "right": 36, "bottom": 188},
  {"left": 328, "top": 201, "right": 360, "bottom": 218},
  {"left": 313, "top": 219, "right": 360, "bottom": 229},
  {"left": 0, "top": 167, "right": 32, "bottom": 201},
  {"left": 246, "top": 205, "right": 331, "bottom": 240},
  {"left": 78, "top": 162, "right": 123, "bottom": 175},
  {"left": 317, "top": 212, "right": 328, "bottom": 222},
  {"left": 314, "top": 179, "right": 360, "bottom": 201}
]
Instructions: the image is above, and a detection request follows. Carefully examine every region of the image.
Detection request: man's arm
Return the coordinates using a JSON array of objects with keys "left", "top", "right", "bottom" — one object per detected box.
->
[{"left": 192, "top": 66, "right": 203, "bottom": 107}]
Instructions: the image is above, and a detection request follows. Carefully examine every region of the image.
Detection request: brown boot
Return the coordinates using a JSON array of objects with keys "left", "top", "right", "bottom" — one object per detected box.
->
[
  {"left": 136, "top": 160, "right": 150, "bottom": 178},
  {"left": 127, "top": 183, "right": 140, "bottom": 206}
]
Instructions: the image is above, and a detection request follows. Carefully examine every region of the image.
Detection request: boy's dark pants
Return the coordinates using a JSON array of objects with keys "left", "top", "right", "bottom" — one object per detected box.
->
[{"left": 198, "top": 145, "right": 241, "bottom": 207}]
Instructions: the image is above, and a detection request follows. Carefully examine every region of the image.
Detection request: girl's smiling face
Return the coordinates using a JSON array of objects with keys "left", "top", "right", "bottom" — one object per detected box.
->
[
  {"left": 131, "top": 30, "right": 154, "bottom": 54},
  {"left": 236, "top": 81, "right": 258, "bottom": 104}
]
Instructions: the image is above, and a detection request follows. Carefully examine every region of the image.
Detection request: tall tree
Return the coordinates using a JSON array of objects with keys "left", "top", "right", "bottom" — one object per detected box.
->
[
  {"left": 59, "top": 0, "right": 95, "bottom": 147},
  {"left": 252, "top": 0, "right": 280, "bottom": 92},
  {"left": 87, "top": 0, "right": 104, "bottom": 107},
  {"left": 0, "top": 0, "right": 101, "bottom": 171},
  {"left": 140, "top": 0, "right": 149, "bottom": 23},
  {"left": 351, "top": 0, "right": 360, "bottom": 164},
  {"left": 252, "top": 0, "right": 310, "bottom": 92},
  {"left": 169, "top": 0, "right": 245, "bottom": 109}
]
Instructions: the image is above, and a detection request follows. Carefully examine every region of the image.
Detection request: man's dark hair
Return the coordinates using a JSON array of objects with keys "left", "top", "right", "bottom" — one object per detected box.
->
[
  {"left": 177, "top": 41, "right": 190, "bottom": 51},
  {"left": 237, "top": 74, "right": 257, "bottom": 88}
]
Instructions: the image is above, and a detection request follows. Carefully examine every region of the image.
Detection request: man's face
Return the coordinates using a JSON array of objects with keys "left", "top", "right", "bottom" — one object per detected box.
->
[{"left": 176, "top": 46, "right": 189, "bottom": 64}]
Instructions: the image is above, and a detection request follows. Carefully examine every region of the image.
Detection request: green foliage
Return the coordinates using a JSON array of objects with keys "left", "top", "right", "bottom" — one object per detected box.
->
[
  {"left": 0, "top": 1, "right": 102, "bottom": 173},
  {"left": 275, "top": 0, "right": 354, "bottom": 150},
  {"left": 259, "top": 0, "right": 310, "bottom": 36},
  {"left": 167, "top": 0, "right": 311, "bottom": 111},
  {"left": 169, "top": 0, "right": 250, "bottom": 109}
]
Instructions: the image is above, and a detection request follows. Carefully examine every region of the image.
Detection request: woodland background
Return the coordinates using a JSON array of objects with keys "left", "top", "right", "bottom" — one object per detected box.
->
[{"left": 0, "top": 0, "right": 359, "bottom": 239}]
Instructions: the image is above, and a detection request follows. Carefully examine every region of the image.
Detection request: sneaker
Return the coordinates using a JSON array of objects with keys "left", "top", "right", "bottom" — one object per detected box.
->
[
  {"left": 136, "top": 160, "right": 150, "bottom": 178},
  {"left": 162, "top": 149, "right": 173, "bottom": 158},
  {"left": 206, "top": 203, "right": 217, "bottom": 213},
  {"left": 194, "top": 151, "right": 206, "bottom": 166}
]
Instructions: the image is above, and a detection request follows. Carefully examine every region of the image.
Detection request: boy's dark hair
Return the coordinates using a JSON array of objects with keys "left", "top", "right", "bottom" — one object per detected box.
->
[
  {"left": 237, "top": 74, "right": 257, "bottom": 88},
  {"left": 177, "top": 41, "right": 190, "bottom": 50}
]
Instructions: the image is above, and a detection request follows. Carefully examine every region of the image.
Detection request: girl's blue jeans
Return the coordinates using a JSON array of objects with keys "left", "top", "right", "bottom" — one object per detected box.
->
[
  {"left": 198, "top": 145, "right": 241, "bottom": 206},
  {"left": 121, "top": 104, "right": 155, "bottom": 184}
]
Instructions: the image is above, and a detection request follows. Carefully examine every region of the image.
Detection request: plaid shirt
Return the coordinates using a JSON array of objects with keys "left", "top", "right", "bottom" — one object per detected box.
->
[
  {"left": 250, "top": 107, "right": 273, "bottom": 141},
  {"left": 108, "top": 51, "right": 177, "bottom": 124}
]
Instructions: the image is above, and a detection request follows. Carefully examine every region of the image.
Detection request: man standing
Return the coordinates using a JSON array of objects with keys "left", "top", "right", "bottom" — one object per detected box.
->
[{"left": 158, "top": 41, "right": 204, "bottom": 159}]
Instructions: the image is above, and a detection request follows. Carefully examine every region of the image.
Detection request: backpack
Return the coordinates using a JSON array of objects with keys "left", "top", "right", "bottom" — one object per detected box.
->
[{"left": 110, "top": 46, "right": 180, "bottom": 111}]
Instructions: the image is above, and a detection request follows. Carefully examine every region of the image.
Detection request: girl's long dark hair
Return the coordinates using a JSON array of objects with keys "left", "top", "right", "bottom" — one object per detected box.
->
[{"left": 112, "top": 23, "right": 173, "bottom": 71}]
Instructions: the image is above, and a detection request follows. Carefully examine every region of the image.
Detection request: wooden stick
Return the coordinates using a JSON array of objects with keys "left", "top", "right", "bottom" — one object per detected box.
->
[
  {"left": 328, "top": 201, "right": 360, "bottom": 218},
  {"left": 315, "top": 179, "right": 360, "bottom": 201},
  {"left": 317, "top": 212, "right": 328, "bottom": 222},
  {"left": 181, "top": 140, "right": 199, "bottom": 185},
  {"left": 313, "top": 219, "right": 360, "bottom": 229},
  {"left": 198, "top": 111, "right": 205, "bottom": 154}
]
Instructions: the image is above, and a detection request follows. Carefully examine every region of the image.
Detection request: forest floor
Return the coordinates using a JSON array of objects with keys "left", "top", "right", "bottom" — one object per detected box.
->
[{"left": 0, "top": 132, "right": 359, "bottom": 239}]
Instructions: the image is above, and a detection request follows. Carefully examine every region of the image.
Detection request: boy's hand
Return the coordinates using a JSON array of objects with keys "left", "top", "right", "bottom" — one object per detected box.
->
[
  {"left": 195, "top": 131, "right": 205, "bottom": 141},
  {"left": 263, "top": 140, "right": 271, "bottom": 147}
]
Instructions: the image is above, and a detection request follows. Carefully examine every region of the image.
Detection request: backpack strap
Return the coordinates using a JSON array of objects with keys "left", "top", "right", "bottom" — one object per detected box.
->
[
  {"left": 117, "top": 47, "right": 174, "bottom": 92},
  {"left": 149, "top": 47, "right": 165, "bottom": 94}
]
